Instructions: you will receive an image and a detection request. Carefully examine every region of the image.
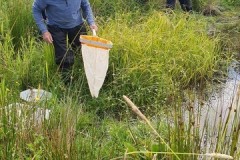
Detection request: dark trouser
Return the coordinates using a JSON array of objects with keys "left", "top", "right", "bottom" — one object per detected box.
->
[
  {"left": 47, "top": 24, "right": 87, "bottom": 71},
  {"left": 166, "top": 0, "right": 192, "bottom": 11}
]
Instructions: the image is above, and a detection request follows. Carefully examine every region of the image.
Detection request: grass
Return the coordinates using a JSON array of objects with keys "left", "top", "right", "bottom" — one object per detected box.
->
[
  {"left": 95, "top": 11, "right": 221, "bottom": 111},
  {"left": 0, "top": 0, "right": 239, "bottom": 159}
]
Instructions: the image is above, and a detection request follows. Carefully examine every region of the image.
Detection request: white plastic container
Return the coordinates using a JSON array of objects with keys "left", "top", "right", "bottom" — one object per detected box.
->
[{"left": 20, "top": 89, "right": 52, "bottom": 102}]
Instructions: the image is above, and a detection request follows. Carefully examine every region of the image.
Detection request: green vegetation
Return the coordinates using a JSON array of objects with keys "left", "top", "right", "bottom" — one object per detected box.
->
[{"left": 0, "top": 0, "right": 239, "bottom": 159}]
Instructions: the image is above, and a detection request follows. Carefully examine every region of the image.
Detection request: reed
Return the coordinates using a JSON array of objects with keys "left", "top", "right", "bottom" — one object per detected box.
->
[{"left": 121, "top": 94, "right": 239, "bottom": 159}]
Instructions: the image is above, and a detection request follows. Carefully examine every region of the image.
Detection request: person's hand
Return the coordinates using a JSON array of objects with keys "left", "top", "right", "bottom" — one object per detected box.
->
[
  {"left": 90, "top": 24, "right": 98, "bottom": 31},
  {"left": 42, "top": 31, "right": 53, "bottom": 43}
]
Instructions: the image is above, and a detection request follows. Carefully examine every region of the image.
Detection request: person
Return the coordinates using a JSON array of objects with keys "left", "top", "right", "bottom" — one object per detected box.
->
[
  {"left": 166, "top": 0, "right": 192, "bottom": 12},
  {"left": 32, "top": 0, "right": 98, "bottom": 83}
]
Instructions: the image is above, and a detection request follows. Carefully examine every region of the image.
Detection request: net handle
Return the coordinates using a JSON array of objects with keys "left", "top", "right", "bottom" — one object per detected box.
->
[{"left": 92, "top": 29, "right": 97, "bottom": 36}]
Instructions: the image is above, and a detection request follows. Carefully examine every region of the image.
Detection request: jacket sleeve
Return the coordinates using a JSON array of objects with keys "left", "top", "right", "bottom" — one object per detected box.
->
[
  {"left": 32, "top": 0, "right": 47, "bottom": 34},
  {"left": 81, "top": 0, "right": 95, "bottom": 26}
]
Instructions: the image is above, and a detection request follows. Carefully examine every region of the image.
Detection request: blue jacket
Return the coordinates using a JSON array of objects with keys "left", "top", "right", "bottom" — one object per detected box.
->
[{"left": 32, "top": 0, "right": 95, "bottom": 34}]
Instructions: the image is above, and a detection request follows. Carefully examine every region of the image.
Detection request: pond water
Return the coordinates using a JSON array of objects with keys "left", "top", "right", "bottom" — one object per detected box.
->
[
  {"left": 198, "top": 60, "right": 240, "bottom": 156},
  {"left": 201, "top": 61, "right": 239, "bottom": 126}
]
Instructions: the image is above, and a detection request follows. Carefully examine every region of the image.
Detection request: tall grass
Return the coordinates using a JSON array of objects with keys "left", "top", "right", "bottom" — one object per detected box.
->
[
  {"left": 0, "top": 0, "right": 238, "bottom": 159},
  {"left": 3, "top": 0, "right": 35, "bottom": 49},
  {"left": 90, "top": 0, "right": 165, "bottom": 17},
  {"left": 96, "top": 11, "right": 221, "bottom": 111},
  {"left": 221, "top": 0, "right": 240, "bottom": 6}
]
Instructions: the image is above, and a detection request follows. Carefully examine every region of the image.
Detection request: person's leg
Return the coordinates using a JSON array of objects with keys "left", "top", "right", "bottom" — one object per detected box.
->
[
  {"left": 66, "top": 24, "right": 87, "bottom": 83},
  {"left": 48, "top": 25, "right": 74, "bottom": 84},
  {"left": 179, "top": 0, "right": 192, "bottom": 11},
  {"left": 166, "top": 0, "right": 176, "bottom": 9},
  {"left": 179, "top": 0, "right": 187, "bottom": 11},
  {"left": 48, "top": 25, "right": 74, "bottom": 69},
  {"left": 68, "top": 23, "right": 87, "bottom": 50},
  {"left": 184, "top": 0, "right": 192, "bottom": 12}
]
